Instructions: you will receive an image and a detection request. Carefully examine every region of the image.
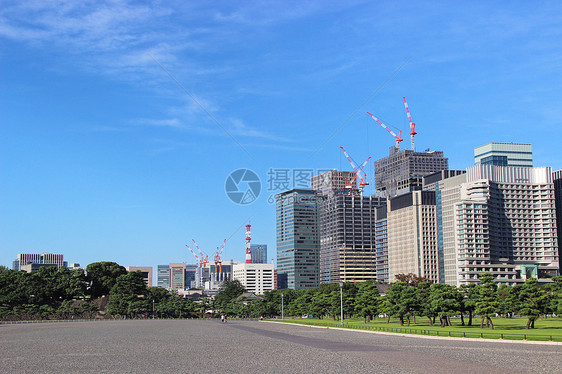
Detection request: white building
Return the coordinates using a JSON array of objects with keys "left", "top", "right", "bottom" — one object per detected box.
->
[
  {"left": 232, "top": 263, "right": 275, "bottom": 295},
  {"left": 432, "top": 165, "right": 558, "bottom": 286}
]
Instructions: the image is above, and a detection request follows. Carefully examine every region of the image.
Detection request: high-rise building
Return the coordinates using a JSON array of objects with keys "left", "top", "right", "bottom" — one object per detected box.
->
[
  {"left": 454, "top": 165, "right": 558, "bottom": 284},
  {"left": 232, "top": 262, "right": 275, "bottom": 294},
  {"left": 157, "top": 263, "right": 198, "bottom": 290},
  {"left": 156, "top": 265, "right": 170, "bottom": 288},
  {"left": 311, "top": 170, "right": 357, "bottom": 196},
  {"left": 387, "top": 191, "right": 440, "bottom": 283},
  {"left": 474, "top": 142, "right": 533, "bottom": 168},
  {"left": 250, "top": 244, "right": 268, "bottom": 264},
  {"left": 276, "top": 189, "right": 320, "bottom": 289},
  {"left": 12, "top": 253, "right": 67, "bottom": 271},
  {"left": 554, "top": 170, "right": 562, "bottom": 272},
  {"left": 319, "top": 194, "right": 385, "bottom": 284},
  {"left": 126, "top": 266, "right": 153, "bottom": 287},
  {"left": 430, "top": 172, "right": 468, "bottom": 285},
  {"left": 169, "top": 263, "right": 187, "bottom": 290},
  {"left": 374, "top": 147, "right": 449, "bottom": 197},
  {"left": 374, "top": 205, "right": 389, "bottom": 283}
]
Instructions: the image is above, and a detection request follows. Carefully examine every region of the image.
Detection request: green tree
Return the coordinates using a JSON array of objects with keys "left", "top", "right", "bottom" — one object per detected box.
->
[
  {"left": 513, "top": 278, "right": 550, "bottom": 329},
  {"left": 386, "top": 282, "right": 418, "bottom": 326},
  {"left": 416, "top": 281, "right": 437, "bottom": 326},
  {"left": 459, "top": 284, "right": 477, "bottom": 326},
  {"left": 428, "top": 283, "right": 461, "bottom": 327},
  {"left": 474, "top": 273, "right": 499, "bottom": 329},
  {"left": 544, "top": 276, "right": 562, "bottom": 315},
  {"left": 214, "top": 280, "right": 246, "bottom": 313},
  {"left": 310, "top": 291, "right": 332, "bottom": 319},
  {"left": 0, "top": 270, "right": 31, "bottom": 308},
  {"left": 86, "top": 262, "right": 127, "bottom": 298},
  {"left": 287, "top": 291, "right": 313, "bottom": 317},
  {"left": 354, "top": 281, "right": 380, "bottom": 323},
  {"left": 106, "top": 271, "right": 147, "bottom": 318}
]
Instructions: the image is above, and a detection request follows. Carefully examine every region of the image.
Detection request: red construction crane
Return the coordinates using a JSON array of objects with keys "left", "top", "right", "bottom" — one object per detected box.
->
[
  {"left": 192, "top": 239, "right": 208, "bottom": 267},
  {"left": 245, "top": 223, "right": 252, "bottom": 264},
  {"left": 367, "top": 112, "right": 403, "bottom": 149},
  {"left": 214, "top": 239, "right": 226, "bottom": 273},
  {"left": 340, "top": 146, "right": 371, "bottom": 195},
  {"left": 185, "top": 244, "right": 201, "bottom": 267},
  {"left": 403, "top": 97, "right": 417, "bottom": 151}
]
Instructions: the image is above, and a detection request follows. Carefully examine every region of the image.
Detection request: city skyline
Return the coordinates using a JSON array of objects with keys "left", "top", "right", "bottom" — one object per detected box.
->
[{"left": 2, "top": 1, "right": 562, "bottom": 273}]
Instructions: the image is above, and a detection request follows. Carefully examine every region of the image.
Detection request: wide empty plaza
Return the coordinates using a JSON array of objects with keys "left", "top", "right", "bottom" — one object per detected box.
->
[{"left": 1, "top": 319, "right": 560, "bottom": 373}]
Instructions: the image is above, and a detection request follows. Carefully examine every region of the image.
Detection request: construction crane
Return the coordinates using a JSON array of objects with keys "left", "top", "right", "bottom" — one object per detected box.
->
[
  {"left": 340, "top": 146, "right": 371, "bottom": 195},
  {"left": 403, "top": 97, "right": 417, "bottom": 151},
  {"left": 214, "top": 239, "right": 226, "bottom": 273},
  {"left": 192, "top": 239, "right": 208, "bottom": 268},
  {"left": 185, "top": 243, "right": 201, "bottom": 267},
  {"left": 367, "top": 112, "right": 403, "bottom": 149}
]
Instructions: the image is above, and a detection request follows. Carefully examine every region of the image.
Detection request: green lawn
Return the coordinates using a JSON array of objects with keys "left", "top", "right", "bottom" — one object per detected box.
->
[{"left": 271, "top": 316, "right": 562, "bottom": 342}]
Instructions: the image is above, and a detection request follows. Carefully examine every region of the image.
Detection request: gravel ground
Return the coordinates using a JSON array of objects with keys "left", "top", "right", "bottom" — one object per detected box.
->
[{"left": 0, "top": 319, "right": 560, "bottom": 374}]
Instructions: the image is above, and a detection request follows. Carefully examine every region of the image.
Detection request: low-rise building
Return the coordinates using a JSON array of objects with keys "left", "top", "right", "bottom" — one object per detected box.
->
[{"left": 232, "top": 263, "right": 275, "bottom": 295}]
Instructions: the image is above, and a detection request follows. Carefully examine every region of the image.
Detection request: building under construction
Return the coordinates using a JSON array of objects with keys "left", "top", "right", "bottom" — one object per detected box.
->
[
  {"left": 314, "top": 170, "right": 385, "bottom": 284},
  {"left": 311, "top": 170, "right": 357, "bottom": 196},
  {"left": 374, "top": 147, "right": 449, "bottom": 197},
  {"left": 319, "top": 193, "right": 385, "bottom": 283}
]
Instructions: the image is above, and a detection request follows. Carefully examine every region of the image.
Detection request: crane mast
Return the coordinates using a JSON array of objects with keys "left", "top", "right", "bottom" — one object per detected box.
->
[
  {"left": 192, "top": 239, "right": 208, "bottom": 267},
  {"left": 214, "top": 239, "right": 226, "bottom": 273},
  {"left": 403, "top": 97, "right": 417, "bottom": 151},
  {"left": 366, "top": 112, "right": 403, "bottom": 149},
  {"left": 340, "top": 146, "right": 371, "bottom": 196},
  {"left": 185, "top": 244, "right": 201, "bottom": 267}
]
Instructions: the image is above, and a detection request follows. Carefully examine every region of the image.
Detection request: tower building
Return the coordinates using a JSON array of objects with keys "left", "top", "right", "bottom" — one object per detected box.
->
[
  {"left": 276, "top": 189, "right": 320, "bottom": 289},
  {"left": 553, "top": 170, "right": 562, "bottom": 272},
  {"left": 311, "top": 170, "right": 357, "bottom": 196},
  {"left": 319, "top": 194, "right": 385, "bottom": 283},
  {"left": 431, "top": 165, "right": 559, "bottom": 286},
  {"left": 250, "top": 244, "right": 268, "bottom": 264},
  {"left": 387, "top": 191, "right": 440, "bottom": 283},
  {"left": 374, "top": 147, "right": 449, "bottom": 197},
  {"left": 474, "top": 142, "right": 533, "bottom": 168}
]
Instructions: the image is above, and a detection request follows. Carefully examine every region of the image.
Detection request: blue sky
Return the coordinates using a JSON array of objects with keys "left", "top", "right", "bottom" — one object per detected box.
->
[{"left": 2, "top": 1, "right": 562, "bottom": 275}]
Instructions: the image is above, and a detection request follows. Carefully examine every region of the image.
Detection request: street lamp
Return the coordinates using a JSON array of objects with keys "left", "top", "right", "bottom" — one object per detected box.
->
[
  {"left": 281, "top": 293, "right": 284, "bottom": 320},
  {"left": 152, "top": 299, "right": 155, "bottom": 320},
  {"left": 339, "top": 282, "right": 343, "bottom": 326}
]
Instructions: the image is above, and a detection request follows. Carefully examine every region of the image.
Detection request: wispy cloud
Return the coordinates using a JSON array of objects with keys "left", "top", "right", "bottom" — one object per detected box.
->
[{"left": 229, "top": 119, "right": 291, "bottom": 142}]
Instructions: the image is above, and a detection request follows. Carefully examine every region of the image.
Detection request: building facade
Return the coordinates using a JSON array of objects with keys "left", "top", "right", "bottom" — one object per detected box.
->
[
  {"left": 12, "top": 253, "right": 67, "bottom": 271},
  {"left": 374, "top": 147, "right": 449, "bottom": 197},
  {"left": 451, "top": 165, "right": 559, "bottom": 285},
  {"left": 319, "top": 194, "right": 385, "bottom": 284},
  {"left": 387, "top": 191, "right": 440, "bottom": 283},
  {"left": 311, "top": 170, "right": 357, "bottom": 196},
  {"left": 374, "top": 204, "right": 389, "bottom": 283},
  {"left": 156, "top": 265, "right": 170, "bottom": 288},
  {"left": 554, "top": 169, "right": 562, "bottom": 272},
  {"left": 474, "top": 142, "right": 533, "bottom": 168},
  {"left": 232, "top": 263, "right": 275, "bottom": 294},
  {"left": 125, "top": 266, "right": 153, "bottom": 286},
  {"left": 250, "top": 244, "right": 268, "bottom": 264},
  {"left": 276, "top": 189, "right": 320, "bottom": 289}
]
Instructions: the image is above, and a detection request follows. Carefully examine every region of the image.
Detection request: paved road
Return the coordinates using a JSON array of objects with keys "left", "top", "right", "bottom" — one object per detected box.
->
[{"left": 1, "top": 319, "right": 560, "bottom": 373}]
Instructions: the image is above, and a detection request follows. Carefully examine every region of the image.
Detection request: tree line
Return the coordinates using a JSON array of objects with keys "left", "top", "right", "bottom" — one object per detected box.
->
[
  {"left": 215, "top": 273, "right": 562, "bottom": 330},
  {"left": 0, "top": 262, "right": 203, "bottom": 320},
  {"left": 1, "top": 262, "right": 560, "bottom": 330}
]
